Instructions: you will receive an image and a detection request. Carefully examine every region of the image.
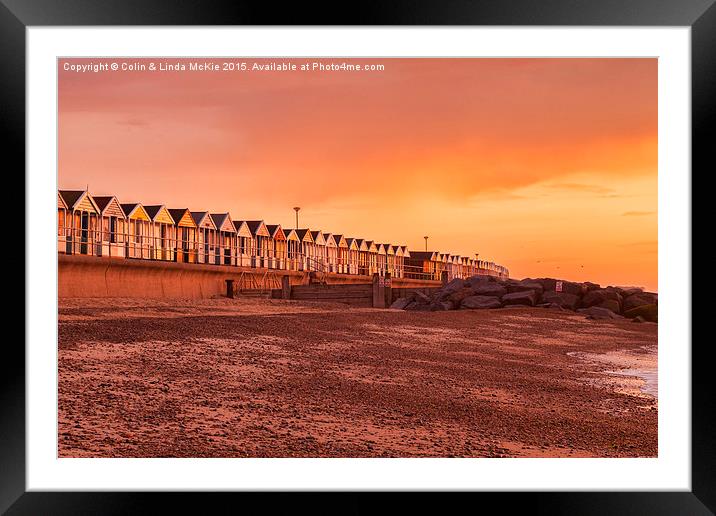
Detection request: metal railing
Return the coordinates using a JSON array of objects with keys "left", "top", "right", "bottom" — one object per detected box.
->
[{"left": 58, "top": 224, "right": 507, "bottom": 280}]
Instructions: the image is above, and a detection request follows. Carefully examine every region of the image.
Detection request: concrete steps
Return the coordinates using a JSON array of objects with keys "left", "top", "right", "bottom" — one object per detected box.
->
[{"left": 236, "top": 289, "right": 272, "bottom": 298}]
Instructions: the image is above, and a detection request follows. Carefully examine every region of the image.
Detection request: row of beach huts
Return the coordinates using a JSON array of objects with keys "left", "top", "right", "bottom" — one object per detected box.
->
[{"left": 57, "top": 190, "right": 509, "bottom": 281}]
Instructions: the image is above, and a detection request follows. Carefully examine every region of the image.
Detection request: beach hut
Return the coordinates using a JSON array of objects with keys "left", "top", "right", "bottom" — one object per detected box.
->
[
  {"left": 92, "top": 196, "right": 127, "bottom": 258},
  {"left": 332, "top": 234, "right": 348, "bottom": 274},
  {"left": 451, "top": 255, "right": 460, "bottom": 279},
  {"left": 364, "top": 240, "right": 378, "bottom": 275},
  {"left": 310, "top": 231, "right": 327, "bottom": 271},
  {"left": 459, "top": 256, "right": 469, "bottom": 278},
  {"left": 438, "top": 253, "right": 452, "bottom": 280},
  {"left": 245, "top": 221, "right": 271, "bottom": 268},
  {"left": 464, "top": 257, "right": 471, "bottom": 277},
  {"left": 190, "top": 211, "right": 218, "bottom": 265},
  {"left": 450, "top": 255, "right": 460, "bottom": 279},
  {"left": 345, "top": 238, "right": 361, "bottom": 275},
  {"left": 282, "top": 228, "right": 298, "bottom": 271},
  {"left": 168, "top": 209, "right": 197, "bottom": 263},
  {"left": 375, "top": 244, "right": 387, "bottom": 276},
  {"left": 57, "top": 192, "right": 69, "bottom": 253},
  {"left": 295, "top": 229, "right": 316, "bottom": 270},
  {"left": 405, "top": 251, "right": 440, "bottom": 281},
  {"left": 144, "top": 205, "right": 176, "bottom": 261},
  {"left": 322, "top": 233, "right": 338, "bottom": 273},
  {"left": 385, "top": 243, "right": 396, "bottom": 277},
  {"left": 266, "top": 225, "right": 287, "bottom": 270},
  {"left": 210, "top": 213, "right": 237, "bottom": 266},
  {"left": 400, "top": 246, "right": 411, "bottom": 278},
  {"left": 392, "top": 245, "right": 405, "bottom": 278},
  {"left": 59, "top": 190, "right": 101, "bottom": 256},
  {"left": 283, "top": 228, "right": 300, "bottom": 271},
  {"left": 232, "top": 220, "right": 253, "bottom": 267},
  {"left": 355, "top": 239, "right": 370, "bottom": 276},
  {"left": 121, "top": 203, "right": 152, "bottom": 259},
  {"left": 452, "top": 255, "right": 462, "bottom": 278}
]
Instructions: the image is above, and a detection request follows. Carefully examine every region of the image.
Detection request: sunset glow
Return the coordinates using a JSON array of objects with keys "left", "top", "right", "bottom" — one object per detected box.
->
[{"left": 59, "top": 58, "right": 657, "bottom": 290}]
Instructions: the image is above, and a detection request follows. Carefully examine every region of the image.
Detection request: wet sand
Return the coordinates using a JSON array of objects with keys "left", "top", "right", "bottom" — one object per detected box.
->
[{"left": 58, "top": 298, "right": 657, "bottom": 458}]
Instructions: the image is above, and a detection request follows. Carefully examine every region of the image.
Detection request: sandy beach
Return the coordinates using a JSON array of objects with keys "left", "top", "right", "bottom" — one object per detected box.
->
[{"left": 58, "top": 297, "right": 657, "bottom": 458}]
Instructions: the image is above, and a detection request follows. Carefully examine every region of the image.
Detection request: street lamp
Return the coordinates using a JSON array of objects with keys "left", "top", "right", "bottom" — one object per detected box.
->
[
  {"left": 293, "top": 207, "right": 300, "bottom": 229},
  {"left": 423, "top": 236, "right": 429, "bottom": 251}
]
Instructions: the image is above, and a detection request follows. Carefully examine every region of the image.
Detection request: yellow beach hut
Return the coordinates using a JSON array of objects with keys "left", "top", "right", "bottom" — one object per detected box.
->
[{"left": 121, "top": 203, "right": 152, "bottom": 259}]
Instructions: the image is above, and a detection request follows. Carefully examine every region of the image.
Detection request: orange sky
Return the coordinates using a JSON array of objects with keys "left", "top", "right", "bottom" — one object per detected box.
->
[{"left": 58, "top": 58, "right": 657, "bottom": 290}]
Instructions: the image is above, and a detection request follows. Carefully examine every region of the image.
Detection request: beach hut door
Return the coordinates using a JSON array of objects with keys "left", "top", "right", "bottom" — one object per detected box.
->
[{"left": 80, "top": 213, "right": 89, "bottom": 255}]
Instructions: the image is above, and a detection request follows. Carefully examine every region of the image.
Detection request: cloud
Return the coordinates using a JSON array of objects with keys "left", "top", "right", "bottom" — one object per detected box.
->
[
  {"left": 622, "top": 211, "right": 655, "bottom": 216},
  {"left": 116, "top": 117, "right": 148, "bottom": 127},
  {"left": 617, "top": 241, "right": 657, "bottom": 254},
  {"left": 544, "top": 183, "right": 616, "bottom": 195}
]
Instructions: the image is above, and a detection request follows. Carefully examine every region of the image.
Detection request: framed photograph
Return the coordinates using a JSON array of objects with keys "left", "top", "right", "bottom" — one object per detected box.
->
[{"left": 7, "top": 0, "right": 710, "bottom": 513}]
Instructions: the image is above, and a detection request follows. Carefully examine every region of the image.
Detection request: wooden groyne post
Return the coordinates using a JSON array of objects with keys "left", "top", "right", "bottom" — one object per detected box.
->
[
  {"left": 281, "top": 275, "right": 292, "bottom": 300},
  {"left": 372, "top": 273, "right": 391, "bottom": 308}
]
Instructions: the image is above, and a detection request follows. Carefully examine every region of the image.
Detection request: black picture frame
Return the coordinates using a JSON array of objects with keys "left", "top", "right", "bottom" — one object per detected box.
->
[{"left": 4, "top": 1, "right": 710, "bottom": 513}]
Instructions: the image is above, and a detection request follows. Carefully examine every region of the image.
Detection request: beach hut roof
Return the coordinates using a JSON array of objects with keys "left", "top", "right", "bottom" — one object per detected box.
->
[
  {"left": 57, "top": 191, "right": 68, "bottom": 210},
  {"left": 190, "top": 211, "right": 217, "bottom": 230},
  {"left": 385, "top": 244, "right": 395, "bottom": 255},
  {"left": 283, "top": 228, "right": 300, "bottom": 241},
  {"left": 266, "top": 224, "right": 286, "bottom": 240},
  {"left": 90, "top": 196, "right": 112, "bottom": 212},
  {"left": 401, "top": 246, "right": 411, "bottom": 258},
  {"left": 232, "top": 220, "right": 253, "bottom": 238},
  {"left": 209, "top": 213, "right": 236, "bottom": 233},
  {"left": 392, "top": 245, "right": 403, "bottom": 256},
  {"left": 323, "top": 233, "right": 337, "bottom": 247},
  {"left": 59, "top": 190, "right": 100, "bottom": 213},
  {"left": 144, "top": 205, "right": 175, "bottom": 224},
  {"left": 168, "top": 208, "right": 197, "bottom": 228},
  {"left": 356, "top": 239, "right": 369, "bottom": 251},
  {"left": 332, "top": 234, "right": 348, "bottom": 248},
  {"left": 409, "top": 251, "right": 437, "bottom": 261},
  {"left": 345, "top": 238, "right": 360, "bottom": 250},
  {"left": 91, "top": 196, "right": 126, "bottom": 218},
  {"left": 121, "top": 203, "right": 150, "bottom": 221},
  {"left": 295, "top": 229, "right": 314, "bottom": 243},
  {"left": 244, "top": 220, "right": 271, "bottom": 237},
  {"left": 310, "top": 231, "right": 326, "bottom": 245}
]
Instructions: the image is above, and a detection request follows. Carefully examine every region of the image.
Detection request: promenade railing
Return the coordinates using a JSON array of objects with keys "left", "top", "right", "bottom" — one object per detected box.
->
[{"left": 58, "top": 224, "right": 506, "bottom": 280}]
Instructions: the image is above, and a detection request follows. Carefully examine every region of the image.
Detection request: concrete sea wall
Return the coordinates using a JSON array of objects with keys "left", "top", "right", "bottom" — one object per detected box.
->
[{"left": 58, "top": 254, "right": 440, "bottom": 299}]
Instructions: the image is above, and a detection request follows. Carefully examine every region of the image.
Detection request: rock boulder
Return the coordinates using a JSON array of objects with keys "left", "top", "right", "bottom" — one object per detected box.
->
[
  {"left": 623, "top": 304, "right": 658, "bottom": 323},
  {"left": 506, "top": 279, "right": 545, "bottom": 296},
  {"left": 461, "top": 295, "right": 502, "bottom": 309},
  {"left": 502, "top": 290, "right": 538, "bottom": 306},
  {"left": 390, "top": 297, "right": 413, "bottom": 310},
  {"left": 471, "top": 282, "right": 508, "bottom": 297},
  {"left": 623, "top": 292, "right": 658, "bottom": 312},
  {"left": 597, "top": 299, "right": 621, "bottom": 314},
  {"left": 447, "top": 287, "right": 476, "bottom": 305},
  {"left": 581, "top": 289, "right": 622, "bottom": 309},
  {"left": 541, "top": 291, "right": 579, "bottom": 310},
  {"left": 578, "top": 306, "right": 623, "bottom": 320}
]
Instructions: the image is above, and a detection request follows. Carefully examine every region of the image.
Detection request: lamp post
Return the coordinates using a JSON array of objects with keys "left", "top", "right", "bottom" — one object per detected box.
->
[
  {"left": 293, "top": 207, "right": 300, "bottom": 229},
  {"left": 424, "top": 236, "right": 428, "bottom": 251}
]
